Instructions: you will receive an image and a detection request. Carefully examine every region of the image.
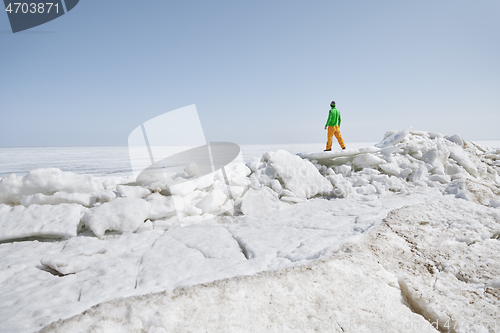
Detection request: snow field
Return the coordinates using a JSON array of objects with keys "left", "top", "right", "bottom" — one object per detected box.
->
[
  {"left": 1, "top": 128, "right": 499, "bottom": 242},
  {"left": 2, "top": 193, "right": 430, "bottom": 332},
  {"left": 41, "top": 196, "right": 500, "bottom": 333},
  {"left": 40, "top": 253, "right": 438, "bottom": 333},
  {"left": 0, "top": 129, "right": 499, "bottom": 332}
]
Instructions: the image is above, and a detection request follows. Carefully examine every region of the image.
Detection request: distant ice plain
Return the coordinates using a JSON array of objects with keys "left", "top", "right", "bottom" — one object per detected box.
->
[{"left": 2, "top": 141, "right": 498, "bottom": 179}]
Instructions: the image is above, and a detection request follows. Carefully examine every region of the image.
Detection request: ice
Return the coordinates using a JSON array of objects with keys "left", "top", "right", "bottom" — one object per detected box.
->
[
  {"left": 448, "top": 145, "right": 479, "bottom": 177},
  {"left": 326, "top": 173, "right": 354, "bottom": 198},
  {"left": 444, "top": 134, "right": 464, "bottom": 146},
  {"left": 0, "top": 168, "right": 103, "bottom": 205},
  {"left": 21, "top": 192, "right": 93, "bottom": 207},
  {"left": 239, "top": 187, "right": 280, "bottom": 215},
  {"left": 116, "top": 185, "right": 151, "bottom": 199},
  {"left": 40, "top": 253, "right": 438, "bottom": 333},
  {"left": 297, "top": 146, "right": 381, "bottom": 160},
  {"left": 379, "top": 162, "right": 401, "bottom": 176},
  {"left": 196, "top": 188, "right": 228, "bottom": 214},
  {"left": 0, "top": 203, "right": 85, "bottom": 242},
  {"left": 136, "top": 224, "right": 247, "bottom": 290},
  {"left": 55, "top": 195, "right": 497, "bottom": 333},
  {"left": 251, "top": 165, "right": 277, "bottom": 187},
  {"left": 352, "top": 153, "right": 385, "bottom": 170},
  {"left": 40, "top": 236, "right": 110, "bottom": 275},
  {"left": 184, "top": 162, "right": 201, "bottom": 178},
  {"left": 82, "top": 198, "right": 151, "bottom": 237},
  {"left": 264, "top": 149, "right": 333, "bottom": 199},
  {"left": 333, "top": 164, "right": 352, "bottom": 177},
  {"left": 349, "top": 197, "right": 500, "bottom": 332},
  {"left": 445, "top": 178, "right": 498, "bottom": 205},
  {"left": 222, "top": 162, "right": 252, "bottom": 186},
  {"left": 0, "top": 131, "right": 499, "bottom": 332},
  {"left": 18, "top": 189, "right": 115, "bottom": 209},
  {"left": 356, "top": 184, "right": 378, "bottom": 195},
  {"left": 165, "top": 177, "right": 199, "bottom": 196},
  {"left": 375, "top": 128, "right": 411, "bottom": 148},
  {"left": 428, "top": 174, "right": 451, "bottom": 184},
  {"left": 145, "top": 193, "right": 177, "bottom": 220}
]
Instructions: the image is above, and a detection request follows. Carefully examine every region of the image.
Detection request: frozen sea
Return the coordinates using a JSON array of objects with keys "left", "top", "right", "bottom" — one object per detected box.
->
[
  {"left": 1, "top": 134, "right": 500, "bottom": 333},
  {"left": 1, "top": 140, "right": 498, "bottom": 179},
  {"left": 0, "top": 143, "right": 375, "bottom": 179}
]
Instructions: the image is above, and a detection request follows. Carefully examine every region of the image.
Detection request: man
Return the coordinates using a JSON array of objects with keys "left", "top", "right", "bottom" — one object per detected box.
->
[{"left": 324, "top": 101, "right": 346, "bottom": 151}]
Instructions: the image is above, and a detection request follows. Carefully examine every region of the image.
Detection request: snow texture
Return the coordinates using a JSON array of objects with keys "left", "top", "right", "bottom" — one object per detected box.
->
[
  {"left": 82, "top": 198, "right": 151, "bottom": 238},
  {"left": 0, "top": 203, "right": 85, "bottom": 242},
  {"left": 0, "top": 130, "right": 499, "bottom": 332},
  {"left": 0, "top": 168, "right": 102, "bottom": 205}
]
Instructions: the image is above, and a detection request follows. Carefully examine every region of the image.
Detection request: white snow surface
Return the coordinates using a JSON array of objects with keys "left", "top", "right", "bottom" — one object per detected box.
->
[
  {"left": 0, "top": 204, "right": 86, "bottom": 242},
  {"left": 0, "top": 168, "right": 103, "bottom": 205},
  {"left": 0, "top": 131, "right": 499, "bottom": 332},
  {"left": 82, "top": 197, "right": 152, "bottom": 238}
]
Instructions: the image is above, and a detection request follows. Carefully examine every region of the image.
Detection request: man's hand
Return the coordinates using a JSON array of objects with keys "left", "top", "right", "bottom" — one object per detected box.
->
[{"left": 324, "top": 126, "right": 327, "bottom": 130}]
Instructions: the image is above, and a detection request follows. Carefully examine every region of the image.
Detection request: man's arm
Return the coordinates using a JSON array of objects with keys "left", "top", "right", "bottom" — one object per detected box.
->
[{"left": 325, "top": 109, "right": 333, "bottom": 128}]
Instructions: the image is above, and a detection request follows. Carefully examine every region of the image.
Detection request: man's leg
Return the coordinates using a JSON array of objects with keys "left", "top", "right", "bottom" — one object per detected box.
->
[
  {"left": 326, "top": 126, "right": 334, "bottom": 150},
  {"left": 333, "top": 126, "right": 346, "bottom": 149}
]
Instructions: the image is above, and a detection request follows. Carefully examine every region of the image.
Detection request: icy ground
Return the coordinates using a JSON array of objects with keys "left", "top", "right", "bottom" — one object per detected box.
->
[{"left": 0, "top": 130, "right": 499, "bottom": 332}]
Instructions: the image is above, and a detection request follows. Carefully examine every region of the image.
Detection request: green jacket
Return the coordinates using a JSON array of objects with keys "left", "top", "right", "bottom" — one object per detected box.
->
[{"left": 325, "top": 107, "right": 341, "bottom": 127}]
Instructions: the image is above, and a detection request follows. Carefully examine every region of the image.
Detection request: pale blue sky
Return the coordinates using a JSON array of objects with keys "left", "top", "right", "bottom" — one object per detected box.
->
[{"left": 1, "top": 0, "right": 499, "bottom": 146}]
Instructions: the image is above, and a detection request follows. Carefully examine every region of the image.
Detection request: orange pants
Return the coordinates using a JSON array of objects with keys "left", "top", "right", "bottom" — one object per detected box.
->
[{"left": 326, "top": 125, "right": 345, "bottom": 150}]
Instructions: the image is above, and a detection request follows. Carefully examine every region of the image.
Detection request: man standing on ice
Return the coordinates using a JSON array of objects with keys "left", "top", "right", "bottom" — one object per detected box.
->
[{"left": 324, "top": 101, "right": 346, "bottom": 151}]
